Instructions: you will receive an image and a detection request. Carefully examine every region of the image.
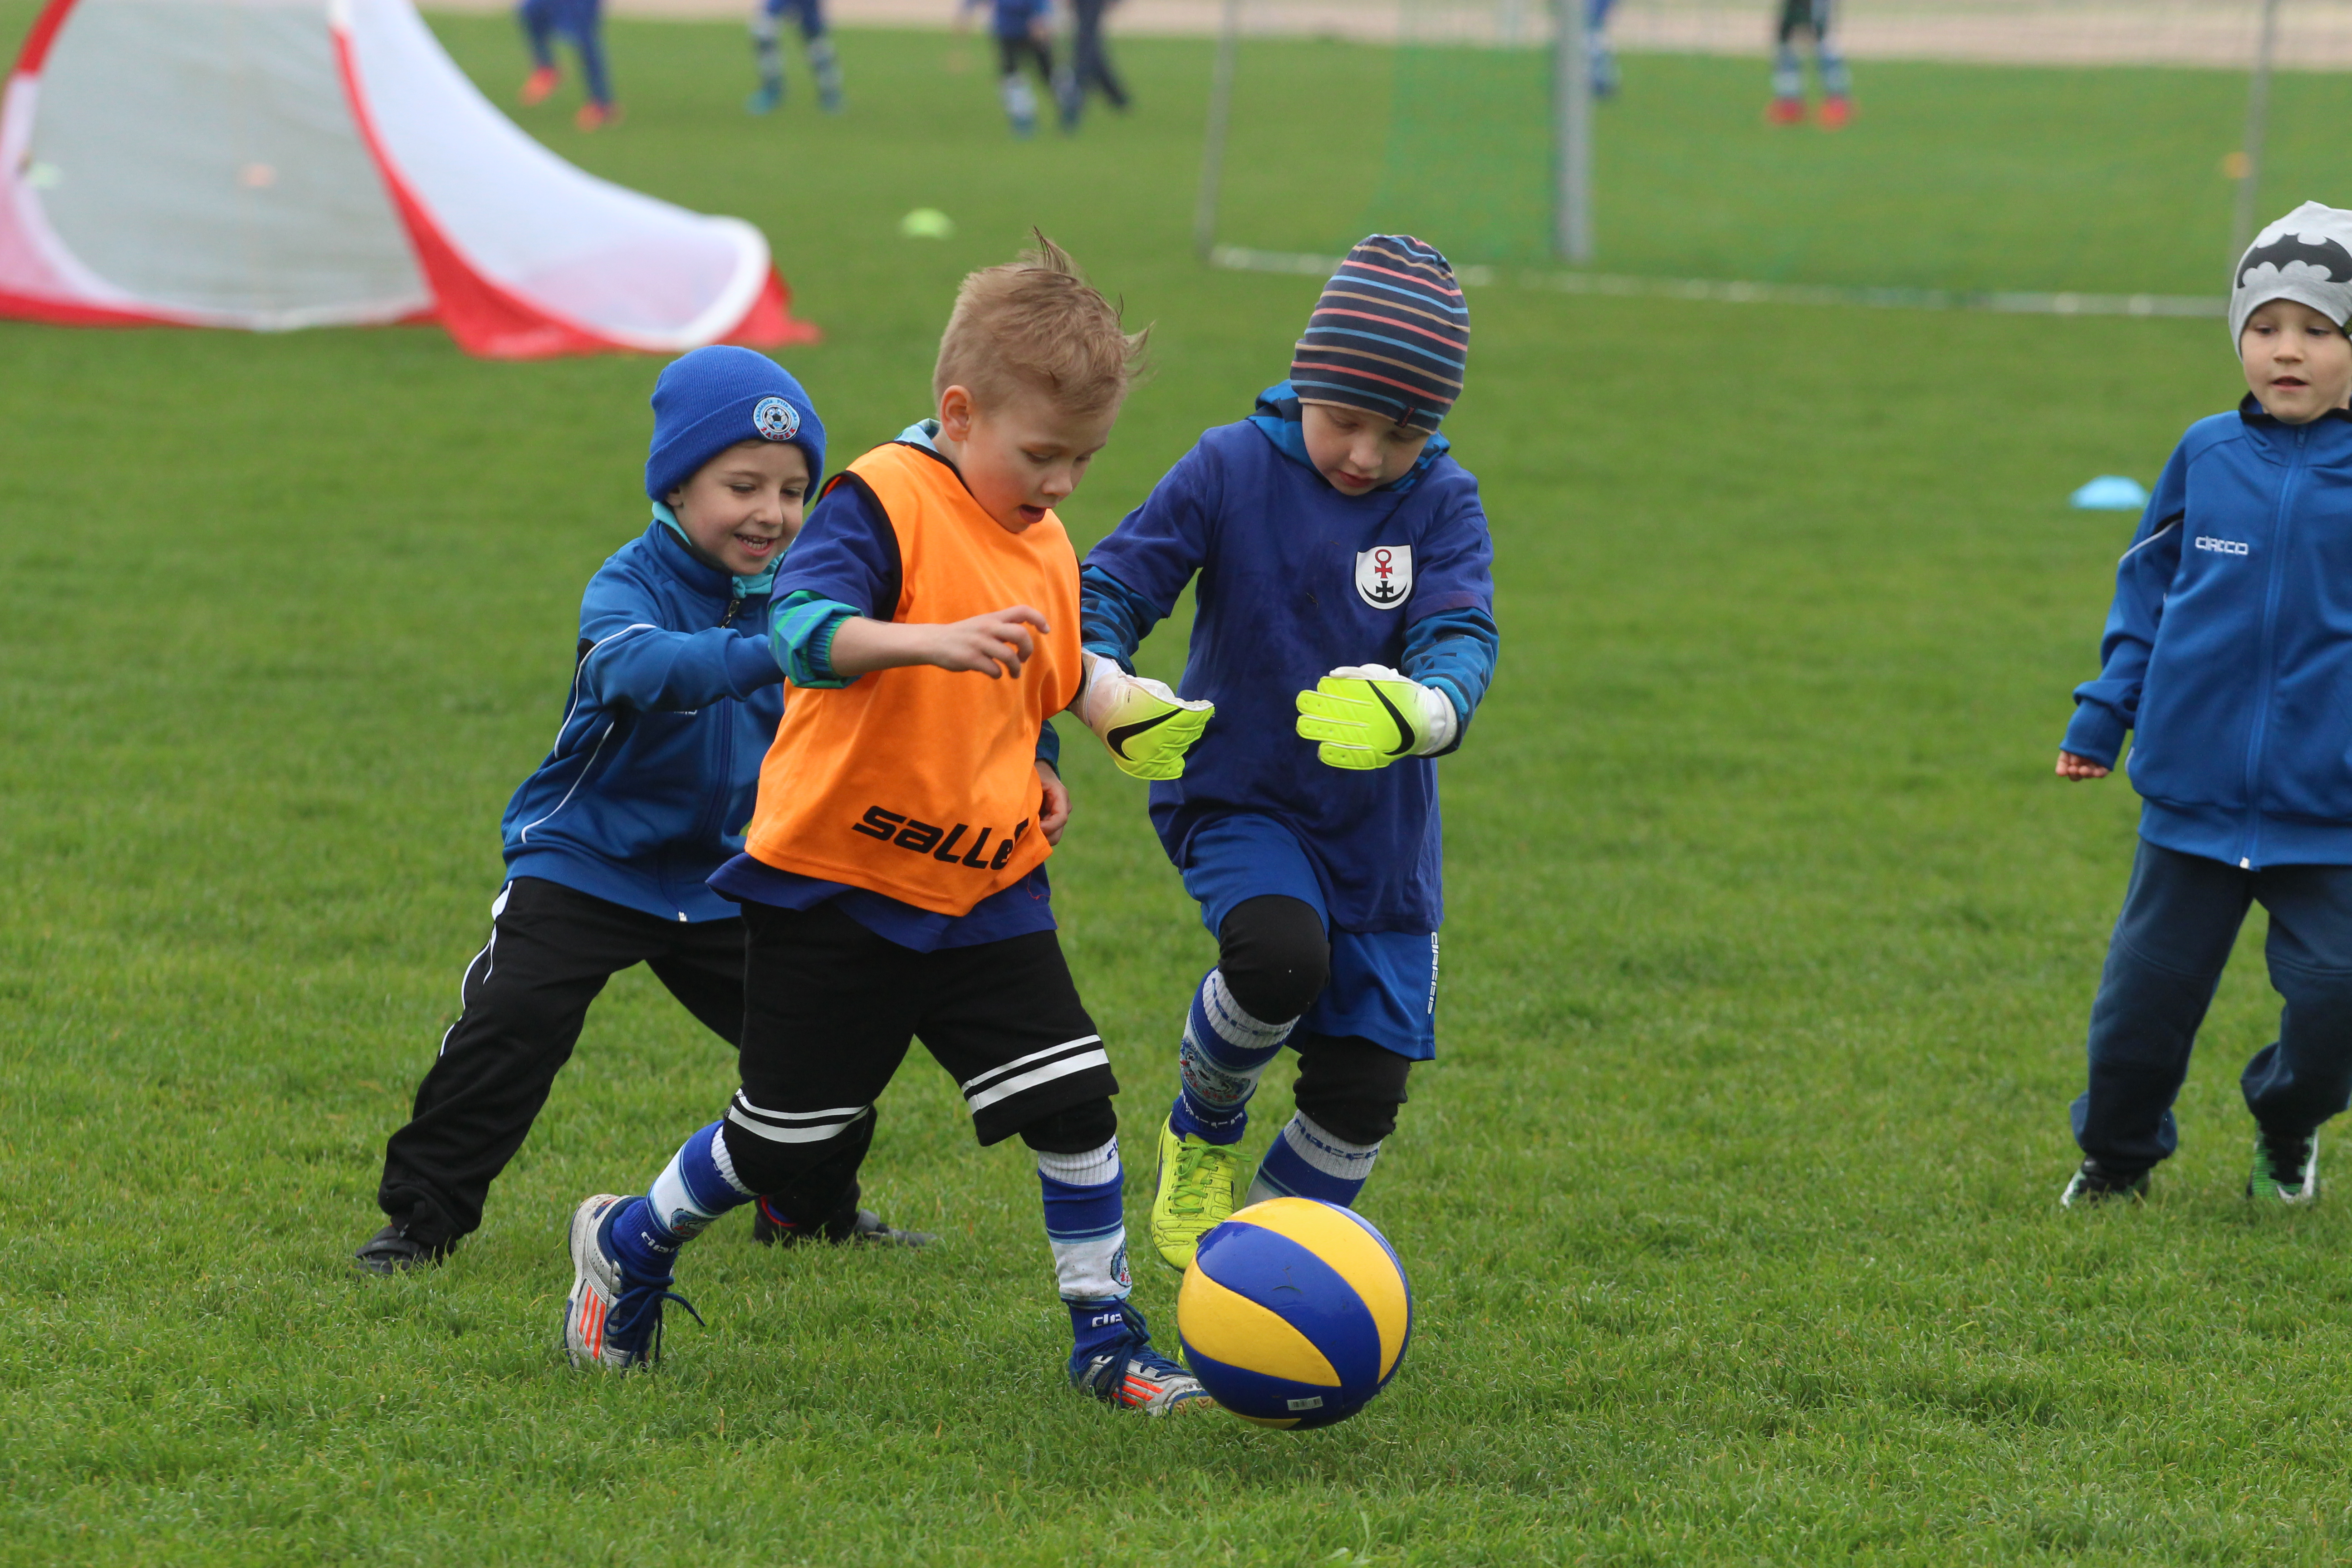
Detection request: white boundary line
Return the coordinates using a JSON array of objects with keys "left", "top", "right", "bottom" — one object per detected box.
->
[{"left": 1207, "top": 245, "right": 2224, "bottom": 318}]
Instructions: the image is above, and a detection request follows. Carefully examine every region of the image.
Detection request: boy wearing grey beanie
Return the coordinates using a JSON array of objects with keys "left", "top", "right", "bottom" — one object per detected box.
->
[{"left": 2056, "top": 201, "right": 2352, "bottom": 1207}]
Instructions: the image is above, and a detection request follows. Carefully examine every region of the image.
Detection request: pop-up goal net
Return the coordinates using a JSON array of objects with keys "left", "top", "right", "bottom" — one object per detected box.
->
[
  {"left": 1196, "top": 0, "right": 2349, "bottom": 312},
  {"left": 0, "top": 0, "right": 818, "bottom": 355}
]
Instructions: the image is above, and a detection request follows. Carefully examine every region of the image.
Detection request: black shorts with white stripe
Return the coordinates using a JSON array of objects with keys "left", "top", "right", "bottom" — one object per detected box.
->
[{"left": 720, "top": 901, "right": 1118, "bottom": 1191}]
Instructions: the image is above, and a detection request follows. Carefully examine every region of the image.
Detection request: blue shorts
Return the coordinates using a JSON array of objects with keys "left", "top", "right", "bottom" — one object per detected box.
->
[{"left": 1178, "top": 813, "right": 1438, "bottom": 1061}]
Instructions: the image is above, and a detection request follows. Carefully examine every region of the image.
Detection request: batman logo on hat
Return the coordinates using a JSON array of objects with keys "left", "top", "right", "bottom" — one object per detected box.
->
[
  {"left": 2238, "top": 233, "right": 2352, "bottom": 288},
  {"left": 753, "top": 396, "right": 801, "bottom": 441}
]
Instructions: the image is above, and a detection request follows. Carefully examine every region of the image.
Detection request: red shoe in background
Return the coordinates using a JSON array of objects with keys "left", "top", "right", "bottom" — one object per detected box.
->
[
  {"left": 519, "top": 65, "right": 559, "bottom": 106},
  {"left": 1765, "top": 96, "right": 1805, "bottom": 125},
  {"left": 575, "top": 101, "right": 621, "bottom": 131},
  {"left": 1818, "top": 95, "right": 1853, "bottom": 128}
]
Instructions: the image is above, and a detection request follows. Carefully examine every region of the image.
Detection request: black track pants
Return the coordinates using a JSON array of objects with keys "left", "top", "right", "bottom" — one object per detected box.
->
[{"left": 376, "top": 877, "right": 748, "bottom": 1249}]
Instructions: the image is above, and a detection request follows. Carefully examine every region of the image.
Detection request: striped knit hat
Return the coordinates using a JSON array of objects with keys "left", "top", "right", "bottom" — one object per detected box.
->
[{"left": 1289, "top": 235, "right": 1469, "bottom": 432}]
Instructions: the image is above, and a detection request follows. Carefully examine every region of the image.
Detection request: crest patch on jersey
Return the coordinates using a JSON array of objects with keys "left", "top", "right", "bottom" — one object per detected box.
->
[
  {"left": 752, "top": 396, "right": 800, "bottom": 441},
  {"left": 1355, "top": 545, "right": 1412, "bottom": 610}
]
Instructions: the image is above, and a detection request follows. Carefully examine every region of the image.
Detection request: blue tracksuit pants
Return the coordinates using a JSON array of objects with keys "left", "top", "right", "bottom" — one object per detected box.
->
[
  {"left": 2074, "top": 838, "right": 2352, "bottom": 1173},
  {"left": 519, "top": 0, "right": 611, "bottom": 105}
]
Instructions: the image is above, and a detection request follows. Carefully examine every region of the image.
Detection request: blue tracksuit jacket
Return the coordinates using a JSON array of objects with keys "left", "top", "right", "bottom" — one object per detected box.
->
[
  {"left": 501, "top": 523, "right": 785, "bottom": 921},
  {"left": 2065, "top": 398, "right": 2352, "bottom": 869},
  {"left": 1083, "top": 384, "right": 1499, "bottom": 932}
]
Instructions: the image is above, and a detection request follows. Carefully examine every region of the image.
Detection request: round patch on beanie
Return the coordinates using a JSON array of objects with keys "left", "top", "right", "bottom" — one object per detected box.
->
[{"left": 752, "top": 397, "right": 801, "bottom": 441}]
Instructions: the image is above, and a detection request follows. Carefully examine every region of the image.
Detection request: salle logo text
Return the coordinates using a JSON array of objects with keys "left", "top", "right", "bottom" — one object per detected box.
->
[{"left": 851, "top": 805, "right": 1031, "bottom": 871}]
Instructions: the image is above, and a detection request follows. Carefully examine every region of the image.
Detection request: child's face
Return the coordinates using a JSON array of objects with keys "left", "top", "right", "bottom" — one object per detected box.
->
[
  {"left": 666, "top": 440, "right": 812, "bottom": 575},
  {"left": 936, "top": 383, "right": 1117, "bottom": 534},
  {"left": 2241, "top": 299, "right": 2352, "bottom": 425},
  {"left": 1299, "top": 401, "right": 1433, "bottom": 495}
]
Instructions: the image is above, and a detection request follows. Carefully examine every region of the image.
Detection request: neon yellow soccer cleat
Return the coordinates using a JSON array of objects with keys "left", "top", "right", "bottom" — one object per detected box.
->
[{"left": 1151, "top": 1116, "right": 1248, "bottom": 1272}]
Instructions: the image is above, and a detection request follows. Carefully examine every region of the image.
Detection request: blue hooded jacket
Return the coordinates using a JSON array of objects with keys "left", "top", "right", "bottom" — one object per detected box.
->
[
  {"left": 2065, "top": 398, "right": 2352, "bottom": 868},
  {"left": 1081, "top": 383, "right": 1499, "bottom": 932},
  {"left": 501, "top": 522, "right": 785, "bottom": 921}
]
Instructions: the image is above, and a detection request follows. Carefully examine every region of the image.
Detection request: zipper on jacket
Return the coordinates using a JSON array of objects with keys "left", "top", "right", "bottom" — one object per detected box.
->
[
  {"left": 2241, "top": 422, "right": 2309, "bottom": 869},
  {"left": 722, "top": 592, "right": 745, "bottom": 628}
]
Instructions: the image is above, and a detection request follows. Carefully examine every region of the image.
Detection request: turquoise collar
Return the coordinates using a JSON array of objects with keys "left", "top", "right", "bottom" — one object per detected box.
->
[{"left": 653, "top": 501, "right": 780, "bottom": 598}]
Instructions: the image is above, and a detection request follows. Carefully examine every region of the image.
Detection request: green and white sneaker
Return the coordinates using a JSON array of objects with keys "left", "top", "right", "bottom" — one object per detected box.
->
[
  {"left": 2248, "top": 1127, "right": 2318, "bottom": 1204},
  {"left": 2059, "top": 1159, "right": 2149, "bottom": 1208},
  {"left": 1149, "top": 1116, "right": 1246, "bottom": 1272}
]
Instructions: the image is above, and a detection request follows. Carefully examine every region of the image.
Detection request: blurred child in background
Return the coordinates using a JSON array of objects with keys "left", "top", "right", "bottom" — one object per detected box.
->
[
  {"left": 1059, "top": 0, "right": 1129, "bottom": 127},
  {"left": 747, "top": 0, "right": 844, "bottom": 115},
  {"left": 1767, "top": 0, "right": 1850, "bottom": 127},
  {"left": 961, "top": 0, "right": 1063, "bottom": 137},
  {"left": 518, "top": 0, "right": 619, "bottom": 131}
]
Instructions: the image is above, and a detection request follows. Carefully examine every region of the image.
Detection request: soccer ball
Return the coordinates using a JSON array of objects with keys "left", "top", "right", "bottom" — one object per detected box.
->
[{"left": 1176, "top": 1197, "right": 1411, "bottom": 1428}]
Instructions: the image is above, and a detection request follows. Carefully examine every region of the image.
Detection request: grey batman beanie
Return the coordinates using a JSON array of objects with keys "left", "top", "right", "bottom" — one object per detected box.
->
[{"left": 2231, "top": 201, "right": 2352, "bottom": 345}]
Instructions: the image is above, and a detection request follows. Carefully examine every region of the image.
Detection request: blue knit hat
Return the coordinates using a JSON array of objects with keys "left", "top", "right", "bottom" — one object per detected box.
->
[
  {"left": 643, "top": 346, "right": 827, "bottom": 502},
  {"left": 1290, "top": 235, "right": 1469, "bottom": 432}
]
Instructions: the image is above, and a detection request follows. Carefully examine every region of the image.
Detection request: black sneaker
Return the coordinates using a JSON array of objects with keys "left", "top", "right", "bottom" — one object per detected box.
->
[
  {"left": 750, "top": 1196, "right": 935, "bottom": 1248},
  {"left": 2249, "top": 1127, "right": 2319, "bottom": 1204},
  {"left": 353, "top": 1222, "right": 449, "bottom": 1274},
  {"left": 2059, "top": 1158, "right": 2150, "bottom": 1208}
]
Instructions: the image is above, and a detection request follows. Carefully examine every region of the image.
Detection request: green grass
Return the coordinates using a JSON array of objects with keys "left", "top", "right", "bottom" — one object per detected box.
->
[{"left": 4, "top": 12, "right": 2351, "bottom": 1563}]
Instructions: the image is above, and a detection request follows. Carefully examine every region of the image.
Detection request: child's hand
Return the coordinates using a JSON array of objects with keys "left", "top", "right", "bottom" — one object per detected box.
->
[
  {"left": 2056, "top": 750, "right": 2111, "bottom": 781},
  {"left": 1076, "top": 654, "right": 1215, "bottom": 779},
  {"left": 1296, "top": 666, "right": 1458, "bottom": 769},
  {"left": 926, "top": 606, "right": 1049, "bottom": 678},
  {"left": 1036, "top": 760, "right": 1072, "bottom": 846},
  {"left": 828, "top": 606, "right": 1049, "bottom": 680}
]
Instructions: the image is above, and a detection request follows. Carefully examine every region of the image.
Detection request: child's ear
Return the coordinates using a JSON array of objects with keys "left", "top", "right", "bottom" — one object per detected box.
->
[
  {"left": 938, "top": 385, "right": 976, "bottom": 441},
  {"left": 664, "top": 485, "right": 686, "bottom": 508}
]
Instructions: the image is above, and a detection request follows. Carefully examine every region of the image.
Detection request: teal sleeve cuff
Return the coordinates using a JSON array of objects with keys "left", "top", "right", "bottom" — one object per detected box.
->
[{"left": 769, "top": 590, "right": 861, "bottom": 688}]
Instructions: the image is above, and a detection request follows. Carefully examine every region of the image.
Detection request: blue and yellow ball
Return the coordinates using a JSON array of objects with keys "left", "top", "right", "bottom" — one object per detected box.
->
[{"left": 1176, "top": 1197, "right": 1411, "bottom": 1428}]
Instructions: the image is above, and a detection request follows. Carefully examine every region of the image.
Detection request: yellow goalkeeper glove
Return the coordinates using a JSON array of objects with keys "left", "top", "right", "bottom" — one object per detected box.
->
[
  {"left": 1078, "top": 653, "right": 1215, "bottom": 780},
  {"left": 1294, "top": 664, "right": 1459, "bottom": 771}
]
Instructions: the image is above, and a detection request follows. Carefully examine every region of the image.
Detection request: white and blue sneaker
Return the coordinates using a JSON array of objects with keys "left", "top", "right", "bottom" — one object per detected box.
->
[
  {"left": 1068, "top": 1300, "right": 1214, "bottom": 1416},
  {"left": 564, "top": 1194, "right": 702, "bottom": 1370}
]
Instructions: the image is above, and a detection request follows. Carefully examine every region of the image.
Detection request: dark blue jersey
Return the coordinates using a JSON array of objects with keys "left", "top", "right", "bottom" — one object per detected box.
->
[{"left": 1083, "top": 391, "right": 1497, "bottom": 933}]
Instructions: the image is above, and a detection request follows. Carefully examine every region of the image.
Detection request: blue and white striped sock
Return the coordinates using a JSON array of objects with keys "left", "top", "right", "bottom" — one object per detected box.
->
[
  {"left": 1245, "top": 1112, "right": 1383, "bottom": 1210},
  {"left": 612, "top": 1120, "right": 755, "bottom": 1277},
  {"left": 1169, "top": 969, "right": 1296, "bottom": 1146},
  {"left": 1039, "top": 1137, "right": 1130, "bottom": 1306}
]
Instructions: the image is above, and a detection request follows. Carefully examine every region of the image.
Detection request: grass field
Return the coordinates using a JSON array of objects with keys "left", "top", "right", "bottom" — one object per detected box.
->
[{"left": 7, "top": 11, "right": 2352, "bottom": 1564}]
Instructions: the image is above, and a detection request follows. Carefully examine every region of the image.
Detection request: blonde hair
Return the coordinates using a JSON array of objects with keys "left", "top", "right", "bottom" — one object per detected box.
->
[{"left": 932, "top": 233, "right": 1149, "bottom": 414}]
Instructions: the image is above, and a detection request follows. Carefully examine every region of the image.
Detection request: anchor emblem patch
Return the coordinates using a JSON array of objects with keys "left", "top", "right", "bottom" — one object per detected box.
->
[{"left": 1354, "top": 545, "right": 1412, "bottom": 610}]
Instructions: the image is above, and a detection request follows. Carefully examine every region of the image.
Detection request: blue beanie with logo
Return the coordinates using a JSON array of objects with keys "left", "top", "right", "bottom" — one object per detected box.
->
[{"left": 644, "top": 345, "right": 827, "bottom": 502}]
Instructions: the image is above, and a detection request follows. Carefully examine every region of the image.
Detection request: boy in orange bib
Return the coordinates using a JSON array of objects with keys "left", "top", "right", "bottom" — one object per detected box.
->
[{"left": 559, "top": 238, "right": 1216, "bottom": 1415}]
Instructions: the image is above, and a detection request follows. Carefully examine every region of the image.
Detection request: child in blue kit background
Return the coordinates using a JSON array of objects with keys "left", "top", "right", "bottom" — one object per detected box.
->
[
  {"left": 1080, "top": 235, "right": 1500, "bottom": 1269},
  {"left": 960, "top": 0, "right": 1063, "bottom": 137},
  {"left": 2057, "top": 201, "right": 2352, "bottom": 1209},
  {"left": 745, "top": 0, "right": 843, "bottom": 116}
]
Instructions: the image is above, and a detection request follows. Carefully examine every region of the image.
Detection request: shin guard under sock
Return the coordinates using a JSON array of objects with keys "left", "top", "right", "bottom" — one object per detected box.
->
[
  {"left": 1170, "top": 969, "right": 1296, "bottom": 1145},
  {"left": 614, "top": 1121, "right": 754, "bottom": 1277},
  {"left": 1038, "top": 1137, "right": 1130, "bottom": 1306},
  {"left": 1245, "top": 1111, "right": 1382, "bottom": 1209}
]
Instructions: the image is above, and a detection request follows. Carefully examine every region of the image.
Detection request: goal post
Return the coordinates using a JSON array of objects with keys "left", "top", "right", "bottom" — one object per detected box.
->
[
  {"left": 1196, "top": 1, "right": 1597, "bottom": 266},
  {"left": 1553, "top": 0, "right": 1594, "bottom": 262}
]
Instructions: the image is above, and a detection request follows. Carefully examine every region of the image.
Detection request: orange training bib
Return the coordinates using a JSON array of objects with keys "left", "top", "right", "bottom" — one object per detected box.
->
[{"left": 741, "top": 440, "right": 1082, "bottom": 917}]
